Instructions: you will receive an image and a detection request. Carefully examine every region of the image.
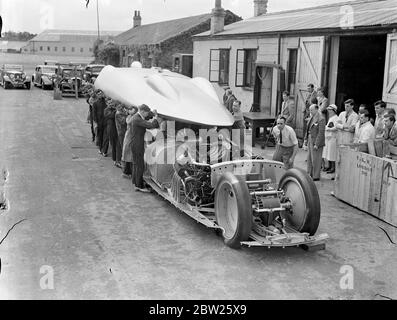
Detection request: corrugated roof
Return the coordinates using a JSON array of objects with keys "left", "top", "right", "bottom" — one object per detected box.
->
[
  {"left": 195, "top": 0, "right": 397, "bottom": 37},
  {"left": 114, "top": 13, "right": 212, "bottom": 45},
  {"left": 30, "top": 29, "right": 121, "bottom": 42}
]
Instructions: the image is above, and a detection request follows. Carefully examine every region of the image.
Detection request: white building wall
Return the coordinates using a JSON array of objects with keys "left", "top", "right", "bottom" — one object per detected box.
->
[
  {"left": 25, "top": 41, "right": 95, "bottom": 57},
  {"left": 193, "top": 37, "right": 281, "bottom": 113}
]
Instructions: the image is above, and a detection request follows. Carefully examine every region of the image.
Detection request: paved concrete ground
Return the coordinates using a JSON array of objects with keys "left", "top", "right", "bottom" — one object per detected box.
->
[{"left": 0, "top": 85, "right": 396, "bottom": 300}]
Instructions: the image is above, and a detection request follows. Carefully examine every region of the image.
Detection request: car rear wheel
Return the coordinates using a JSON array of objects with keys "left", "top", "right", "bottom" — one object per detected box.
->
[
  {"left": 278, "top": 168, "right": 320, "bottom": 235},
  {"left": 215, "top": 172, "right": 252, "bottom": 248}
]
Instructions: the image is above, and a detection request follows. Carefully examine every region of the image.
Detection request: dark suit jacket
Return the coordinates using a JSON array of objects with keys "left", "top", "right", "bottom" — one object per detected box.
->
[
  {"left": 93, "top": 97, "right": 106, "bottom": 126},
  {"left": 306, "top": 113, "right": 326, "bottom": 148},
  {"left": 224, "top": 95, "right": 236, "bottom": 113},
  {"left": 131, "top": 113, "right": 159, "bottom": 155}
]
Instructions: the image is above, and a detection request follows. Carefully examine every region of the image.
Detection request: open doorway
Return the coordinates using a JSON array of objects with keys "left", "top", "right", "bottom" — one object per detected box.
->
[
  {"left": 253, "top": 66, "right": 273, "bottom": 114},
  {"left": 336, "top": 35, "right": 387, "bottom": 114}
]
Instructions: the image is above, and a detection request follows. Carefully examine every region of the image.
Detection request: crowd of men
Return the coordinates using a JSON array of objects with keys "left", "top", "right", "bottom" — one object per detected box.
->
[
  {"left": 85, "top": 86, "right": 159, "bottom": 193},
  {"left": 270, "top": 83, "right": 397, "bottom": 181}
]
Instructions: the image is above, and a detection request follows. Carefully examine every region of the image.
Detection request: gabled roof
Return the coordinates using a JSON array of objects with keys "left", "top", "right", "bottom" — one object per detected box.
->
[
  {"left": 30, "top": 29, "right": 121, "bottom": 42},
  {"left": 115, "top": 13, "right": 212, "bottom": 46},
  {"left": 195, "top": 0, "right": 397, "bottom": 38}
]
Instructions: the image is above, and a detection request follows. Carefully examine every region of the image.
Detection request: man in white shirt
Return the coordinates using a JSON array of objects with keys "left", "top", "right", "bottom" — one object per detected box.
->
[
  {"left": 272, "top": 116, "right": 298, "bottom": 169},
  {"left": 336, "top": 98, "right": 359, "bottom": 145},
  {"left": 374, "top": 100, "right": 386, "bottom": 138},
  {"left": 336, "top": 99, "right": 359, "bottom": 132},
  {"left": 353, "top": 110, "right": 375, "bottom": 143}
]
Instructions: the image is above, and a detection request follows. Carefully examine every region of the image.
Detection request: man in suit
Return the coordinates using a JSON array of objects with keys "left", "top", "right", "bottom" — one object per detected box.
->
[
  {"left": 131, "top": 104, "right": 159, "bottom": 193},
  {"left": 302, "top": 84, "right": 317, "bottom": 140},
  {"left": 92, "top": 90, "right": 107, "bottom": 155},
  {"left": 280, "top": 91, "right": 295, "bottom": 128},
  {"left": 304, "top": 104, "right": 325, "bottom": 181},
  {"left": 224, "top": 89, "right": 236, "bottom": 113}
]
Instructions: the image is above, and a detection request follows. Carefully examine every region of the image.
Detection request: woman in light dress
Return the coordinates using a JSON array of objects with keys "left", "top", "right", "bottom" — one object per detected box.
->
[{"left": 323, "top": 104, "right": 338, "bottom": 175}]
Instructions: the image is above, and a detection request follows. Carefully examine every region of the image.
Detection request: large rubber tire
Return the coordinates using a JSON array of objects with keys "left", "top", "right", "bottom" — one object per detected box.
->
[
  {"left": 26, "top": 82, "right": 31, "bottom": 90},
  {"left": 4, "top": 82, "right": 10, "bottom": 89},
  {"left": 278, "top": 168, "right": 320, "bottom": 235},
  {"left": 215, "top": 172, "right": 252, "bottom": 248}
]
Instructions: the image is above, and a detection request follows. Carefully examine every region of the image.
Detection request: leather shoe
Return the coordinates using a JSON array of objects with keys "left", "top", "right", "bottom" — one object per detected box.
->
[{"left": 135, "top": 187, "right": 151, "bottom": 193}]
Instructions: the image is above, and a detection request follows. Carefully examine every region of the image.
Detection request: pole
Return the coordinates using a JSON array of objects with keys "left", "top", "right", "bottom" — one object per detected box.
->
[
  {"left": 75, "top": 66, "right": 78, "bottom": 100},
  {"left": 96, "top": 0, "right": 100, "bottom": 40}
]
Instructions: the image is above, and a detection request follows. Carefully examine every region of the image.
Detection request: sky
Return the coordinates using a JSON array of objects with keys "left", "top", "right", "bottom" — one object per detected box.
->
[{"left": 0, "top": 0, "right": 352, "bottom": 33}]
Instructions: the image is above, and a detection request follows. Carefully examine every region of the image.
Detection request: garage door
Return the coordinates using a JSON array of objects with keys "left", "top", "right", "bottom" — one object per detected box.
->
[
  {"left": 295, "top": 36, "right": 325, "bottom": 138},
  {"left": 383, "top": 33, "right": 397, "bottom": 105}
]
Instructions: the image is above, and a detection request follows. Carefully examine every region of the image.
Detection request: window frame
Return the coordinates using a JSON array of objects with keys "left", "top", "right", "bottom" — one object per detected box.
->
[
  {"left": 286, "top": 48, "right": 298, "bottom": 95},
  {"left": 209, "top": 48, "right": 230, "bottom": 85},
  {"left": 235, "top": 48, "right": 257, "bottom": 88}
]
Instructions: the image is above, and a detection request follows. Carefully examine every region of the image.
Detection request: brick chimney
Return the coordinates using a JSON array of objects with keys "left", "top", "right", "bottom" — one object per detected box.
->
[
  {"left": 254, "top": 0, "right": 268, "bottom": 17},
  {"left": 133, "top": 11, "right": 142, "bottom": 28},
  {"left": 210, "top": 0, "right": 226, "bottom": 35}
]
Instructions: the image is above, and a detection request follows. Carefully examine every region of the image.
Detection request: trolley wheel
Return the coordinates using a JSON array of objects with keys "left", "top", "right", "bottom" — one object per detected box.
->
[{"left": 278, "top": 168, "right": 320, "bottom": 235}]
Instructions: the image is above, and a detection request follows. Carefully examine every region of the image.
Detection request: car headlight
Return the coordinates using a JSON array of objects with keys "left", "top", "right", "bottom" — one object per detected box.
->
[
  {"left": 9, "top": 74, "right": 15, "bottom": 79},
  {"left": 22, "top": 73, "right": 26, "bottom": 79}
]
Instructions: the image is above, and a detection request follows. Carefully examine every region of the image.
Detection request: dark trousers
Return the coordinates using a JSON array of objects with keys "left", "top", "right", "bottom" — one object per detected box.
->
[
  {"left": 302, "top": 109, "right": 310, "bottom": 141},
  {"left": 123, "top": 162, "right": 132, "bottom": 175},
  {"left": 96, "top": 123, "right": 105, "bottom": 151},
  {"left": 101, "top": 126, "right": 109, "bottom": 155},
  {"left": 272, "top": 144, "right": 294, "bottom": 169},
  {"left": 132, "top": 151, "right": 145, "bottom": 189},
  {"left": 103, "top": 122, "right": 121, "bottom": 161}
]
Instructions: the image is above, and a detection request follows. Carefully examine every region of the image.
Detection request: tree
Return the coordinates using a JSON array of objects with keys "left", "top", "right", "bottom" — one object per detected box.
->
[
  {"left": 1, "top": 31, "right": 36, "bottom": 41},
  {"left": 97, "top": 42, "right": 120, "bottom": 66}
]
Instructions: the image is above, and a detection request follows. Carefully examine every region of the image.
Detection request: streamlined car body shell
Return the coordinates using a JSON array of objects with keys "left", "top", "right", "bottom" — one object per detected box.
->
[{"left": 94, "top": 65, "right": 234, "bottom": 127}]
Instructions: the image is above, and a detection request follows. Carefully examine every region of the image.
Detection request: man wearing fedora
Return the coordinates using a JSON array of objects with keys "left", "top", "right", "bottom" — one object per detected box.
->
[{"left": 131, "top": 104, "right": 159, "bottom": 193}]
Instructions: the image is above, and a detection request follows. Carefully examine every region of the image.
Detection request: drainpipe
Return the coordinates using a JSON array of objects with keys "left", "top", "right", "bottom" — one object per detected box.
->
[{"left": 276, "top": 33, "right": 282, "bottom": 116}]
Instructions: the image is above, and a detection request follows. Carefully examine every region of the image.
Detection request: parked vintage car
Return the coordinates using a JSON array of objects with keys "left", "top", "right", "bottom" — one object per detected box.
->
[
  {"left": 94, "top": 65, "right": 329, "bottom": 250},
  {"left": 56, "top": 65, "right": 84, "bottom": 97},
  {"left": 0, "top": 64, "right": 31, "bottom": 89},
  {"left": 83, "top": 64, "right": 105, "bottom": 83},
  {"left": 32, "top": 64, "right": 58, "bottom": 89}
]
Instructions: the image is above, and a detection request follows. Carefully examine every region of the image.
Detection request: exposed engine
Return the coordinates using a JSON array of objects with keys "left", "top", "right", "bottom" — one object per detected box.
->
[{"left": 174, "top": 161, "right": 214, "bottom": 206}]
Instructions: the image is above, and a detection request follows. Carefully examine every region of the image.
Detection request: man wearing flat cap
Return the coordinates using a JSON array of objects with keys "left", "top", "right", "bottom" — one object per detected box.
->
[{"left": 131, "top": 104, "right": 159, "bottom": 193}]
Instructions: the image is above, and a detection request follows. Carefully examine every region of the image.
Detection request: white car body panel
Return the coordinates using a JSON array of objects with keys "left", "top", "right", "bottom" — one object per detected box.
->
[{"left": 94, "top": 65, "right": 234, "bottom": 127}]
